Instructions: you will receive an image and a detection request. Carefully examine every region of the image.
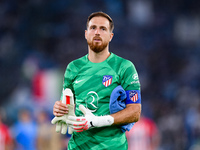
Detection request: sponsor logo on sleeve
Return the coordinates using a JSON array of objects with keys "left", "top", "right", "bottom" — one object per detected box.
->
[{"left": 131, "top": 73, "right": 139, "bottom": 84}]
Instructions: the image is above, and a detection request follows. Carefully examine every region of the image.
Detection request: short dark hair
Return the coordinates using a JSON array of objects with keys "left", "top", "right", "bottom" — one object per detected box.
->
[{"left": 86, "top": 11, "right": 114, "bottom": 32}]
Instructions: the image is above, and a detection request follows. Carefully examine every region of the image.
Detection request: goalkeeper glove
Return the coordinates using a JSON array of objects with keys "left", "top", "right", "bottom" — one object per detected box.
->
[
  {"left": 66, "top": 105, "right": 114, "bottom": 132},
  {"left": 51, "top": 88, "right": 75, "bottom": 134}
]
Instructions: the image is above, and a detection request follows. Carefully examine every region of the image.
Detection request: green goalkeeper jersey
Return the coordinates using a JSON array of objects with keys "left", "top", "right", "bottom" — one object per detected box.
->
[{"left": 62, "top": 53, "right": 140, "bottom": 150}]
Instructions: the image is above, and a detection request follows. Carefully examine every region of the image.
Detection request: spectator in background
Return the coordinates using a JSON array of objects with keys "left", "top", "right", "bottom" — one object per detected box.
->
[
  {"left": 36, "top": 110, "right": 63, "bottom": 150},
  {"left": 0, "top": 108, "right": 13, "bottom": 150},
  {"left": 126, "top": 115, "right": 160, "bottom": 150},
  {"left": 11, "top": 109, "right": 37, "bottom": 150}
]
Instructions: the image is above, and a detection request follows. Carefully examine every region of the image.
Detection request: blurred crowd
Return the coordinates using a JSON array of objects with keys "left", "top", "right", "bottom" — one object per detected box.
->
[{"left": 0, "top": 0, "right": 200, "bottom": 150}]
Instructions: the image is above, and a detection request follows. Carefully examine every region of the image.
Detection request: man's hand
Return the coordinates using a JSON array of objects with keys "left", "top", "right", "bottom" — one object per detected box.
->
[
  {"left": 51, "top": 88, "right": 75, "bottom": 134},
  {"left": 66, "top": 105, "right": 114, "bottom": 132},
  {"left": 53, "top": 101, "right": 68, "bottom": 117}
]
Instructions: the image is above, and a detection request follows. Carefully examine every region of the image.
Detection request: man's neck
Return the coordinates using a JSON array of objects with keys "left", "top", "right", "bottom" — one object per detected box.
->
[{"left": 88, "top": 48, "right": 110, "bottom": 63}]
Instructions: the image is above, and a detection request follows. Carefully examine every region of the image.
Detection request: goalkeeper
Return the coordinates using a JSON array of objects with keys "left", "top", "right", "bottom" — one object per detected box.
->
[{"left": 52, "top": 11, "right": 141, "bottom": 150}]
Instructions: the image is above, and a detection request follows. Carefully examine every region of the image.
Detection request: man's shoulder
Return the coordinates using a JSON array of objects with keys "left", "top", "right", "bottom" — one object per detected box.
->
[
  {"left": 109, "top": 53, "right": 133, "bottom": 66},
  {"left": 68, "top": 55, "right": 88, "bottom": 68}
]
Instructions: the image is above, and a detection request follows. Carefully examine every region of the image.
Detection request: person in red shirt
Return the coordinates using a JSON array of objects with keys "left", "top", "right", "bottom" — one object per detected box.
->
[
  {"left": 126, "top": 115, "right": 160, "bottom": 150},
  {"left": 0, "top": 109, "right": 13, "bottom": 150}
]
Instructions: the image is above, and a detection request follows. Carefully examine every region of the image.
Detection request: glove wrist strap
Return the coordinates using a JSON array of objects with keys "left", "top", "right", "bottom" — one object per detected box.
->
[{"left": 94, "top": 115, "right": 114, "bottom": 127}]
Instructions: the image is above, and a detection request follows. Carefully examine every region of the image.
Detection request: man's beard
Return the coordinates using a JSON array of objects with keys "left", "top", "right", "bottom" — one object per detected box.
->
[{"left": 87, "top": 37, "right": 109, "bottom": 53}]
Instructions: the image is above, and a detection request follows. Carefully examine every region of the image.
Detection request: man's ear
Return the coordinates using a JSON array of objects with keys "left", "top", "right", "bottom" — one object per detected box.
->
[
  {"left": 109, "top": 33, "right": 114, "bottom": 42},
  {"left": 85, "top": 30, "right": 87, "bottom": 40}
]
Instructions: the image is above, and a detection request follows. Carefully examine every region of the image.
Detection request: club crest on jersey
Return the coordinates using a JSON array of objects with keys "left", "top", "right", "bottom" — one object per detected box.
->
[
  {"left": 102, "top": 75, "right": 112, "bottom": 87},
  {"left": 129, "top": 91, "right": 138, "bottom": 102}
]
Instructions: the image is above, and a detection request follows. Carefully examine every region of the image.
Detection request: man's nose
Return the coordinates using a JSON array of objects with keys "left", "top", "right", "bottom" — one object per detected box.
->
[{"left": 95, "top": 28, "right": 100, "bottom": 35}]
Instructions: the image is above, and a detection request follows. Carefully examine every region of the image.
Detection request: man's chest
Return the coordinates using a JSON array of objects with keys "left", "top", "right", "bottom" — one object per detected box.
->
[{"left": 72, "top": 66, "right": 120, "bottom": 112}]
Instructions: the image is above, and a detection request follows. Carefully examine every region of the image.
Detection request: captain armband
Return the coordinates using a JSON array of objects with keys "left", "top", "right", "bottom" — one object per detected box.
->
[{"left": 125, "top": 90, "right": 141, "bottom": 104}]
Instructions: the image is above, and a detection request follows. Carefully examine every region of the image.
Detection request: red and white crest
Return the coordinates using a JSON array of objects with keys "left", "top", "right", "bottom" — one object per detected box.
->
[{"left": 102, "top": 75, "right": 112, "bottom": 87}]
